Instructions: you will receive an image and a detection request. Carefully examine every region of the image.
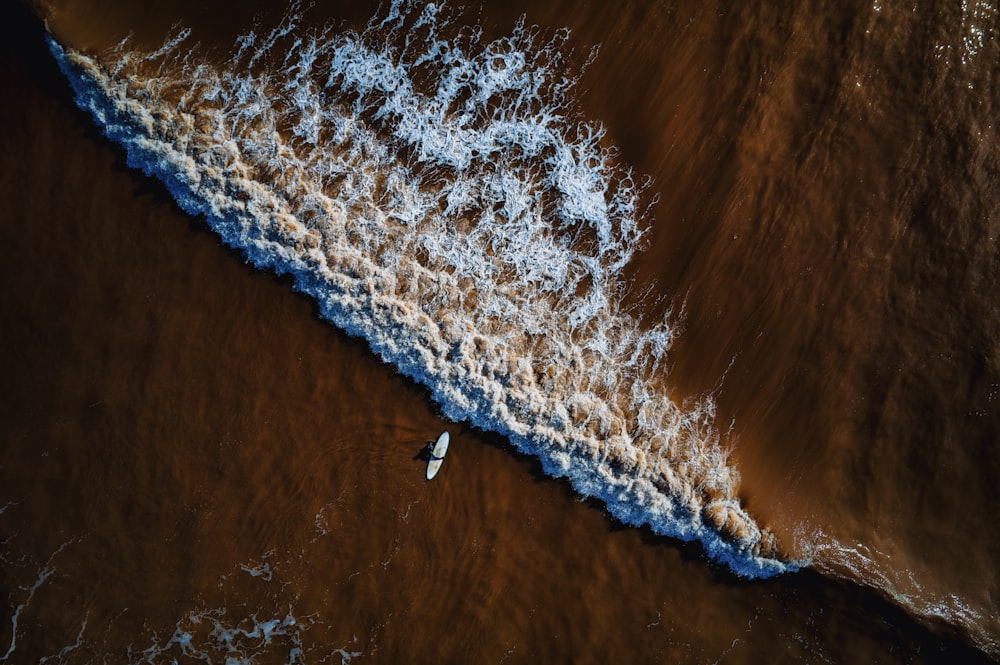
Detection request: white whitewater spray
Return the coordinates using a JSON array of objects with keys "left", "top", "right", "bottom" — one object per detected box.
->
[{"left": 48, "top": 1, "right": 793, "bottom": 577}]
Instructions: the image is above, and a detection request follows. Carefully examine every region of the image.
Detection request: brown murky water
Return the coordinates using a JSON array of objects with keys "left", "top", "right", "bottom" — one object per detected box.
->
[{"left": 4, "top": 0, "right": 999, "bottom": 661}]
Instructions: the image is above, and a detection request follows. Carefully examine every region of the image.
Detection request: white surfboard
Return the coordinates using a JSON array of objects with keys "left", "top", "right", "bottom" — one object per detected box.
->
[{"left": 426, "top": 431, "right": 450, "bottom": 480}]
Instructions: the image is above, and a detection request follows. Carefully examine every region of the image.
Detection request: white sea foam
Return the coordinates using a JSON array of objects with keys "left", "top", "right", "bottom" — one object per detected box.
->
[
  {"left": 132, "top": 607, "right": 311, "bottom": 664},
  {"left": 48, "top": 0, "right": 793, "bottom": 577},
  {"left": 802, "top": 530, "right": 1000, "bottom": 656},
  {"left": 1, "top": 539, "right": 75, "bottom": 663}
]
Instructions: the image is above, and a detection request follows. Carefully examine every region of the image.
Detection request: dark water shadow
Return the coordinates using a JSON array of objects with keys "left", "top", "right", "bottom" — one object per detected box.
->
[{"left": 782, "top": 568, "right": 995, "bottom": 665}]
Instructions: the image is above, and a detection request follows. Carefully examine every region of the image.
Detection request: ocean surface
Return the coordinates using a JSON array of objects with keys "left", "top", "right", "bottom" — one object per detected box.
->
[{"left": 3, "top": 0, "right": 999, "bottom": 662}]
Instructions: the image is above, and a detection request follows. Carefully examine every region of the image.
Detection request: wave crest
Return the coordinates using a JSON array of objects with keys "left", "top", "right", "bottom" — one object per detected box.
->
[{"left": 49, "top": 0, "right": 793, "bottom": 577}]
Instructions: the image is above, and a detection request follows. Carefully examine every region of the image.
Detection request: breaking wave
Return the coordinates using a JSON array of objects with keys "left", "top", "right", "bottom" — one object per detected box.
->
[{"left": 48, "top": 0, "right": 793, "bottom": 577}]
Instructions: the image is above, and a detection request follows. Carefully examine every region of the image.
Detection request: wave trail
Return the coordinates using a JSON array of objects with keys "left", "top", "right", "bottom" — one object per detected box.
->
[{"left": 48, "top": 0, "right": 794, "bottom": 577}]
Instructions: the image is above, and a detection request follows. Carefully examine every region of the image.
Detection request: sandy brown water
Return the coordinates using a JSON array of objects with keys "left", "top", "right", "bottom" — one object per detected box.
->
[{"left": 4, "top": 0, "right": 1000, "bottom": 661}]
